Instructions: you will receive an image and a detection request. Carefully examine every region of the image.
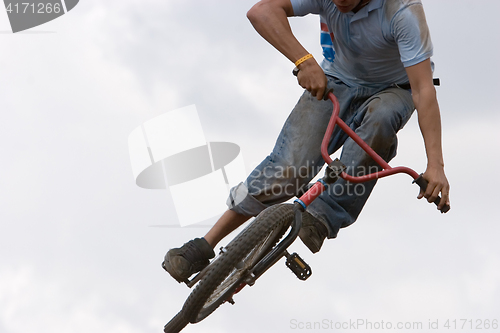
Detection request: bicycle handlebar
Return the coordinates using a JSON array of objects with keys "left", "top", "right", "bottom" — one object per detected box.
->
[
  {"left": 322, "top": 91, "right": 450, "bottom": 214},
  {"left": 290, "top": 80, "right": 450, "bottom": 213}
]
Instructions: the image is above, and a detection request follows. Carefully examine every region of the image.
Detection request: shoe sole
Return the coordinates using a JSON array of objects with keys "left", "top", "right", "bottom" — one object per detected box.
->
[{"left": 162, "top": 252, "right": 190, "bottom": 284}]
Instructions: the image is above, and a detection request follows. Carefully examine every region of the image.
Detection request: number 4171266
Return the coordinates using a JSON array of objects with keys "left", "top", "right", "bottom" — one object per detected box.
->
[
  {"left": 6, "top": 2, "right": 62, "bottom": 14},
  {"left": 444, "top": 319, "right": 498, "bottom": 330}
]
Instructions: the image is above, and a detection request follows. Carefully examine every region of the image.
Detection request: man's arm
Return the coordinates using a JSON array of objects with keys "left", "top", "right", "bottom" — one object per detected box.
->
[
  {"left": 247, "top": 0, "right": 327, "bottom": 99},
  {"left": 405, "top": 58, "right": 450, "bottom": 210}
]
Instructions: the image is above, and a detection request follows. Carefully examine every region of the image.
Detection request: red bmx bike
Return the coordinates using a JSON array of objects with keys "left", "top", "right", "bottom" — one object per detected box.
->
[{"left": 163, "top": 90, "right": 450, "bottom": 333}]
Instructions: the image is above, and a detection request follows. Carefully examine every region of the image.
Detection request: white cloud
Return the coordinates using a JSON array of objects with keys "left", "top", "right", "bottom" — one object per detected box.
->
[{"left": 0, "top": 266, "right": 140, "bottom": 333}]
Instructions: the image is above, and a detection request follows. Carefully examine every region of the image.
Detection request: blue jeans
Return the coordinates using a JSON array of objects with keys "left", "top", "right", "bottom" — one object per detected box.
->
[{"left": 227, "top": 76, "right": 415, "bottom": 239}]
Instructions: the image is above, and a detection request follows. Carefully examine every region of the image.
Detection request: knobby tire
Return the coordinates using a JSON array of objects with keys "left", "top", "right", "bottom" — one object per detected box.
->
[{"left": 163, "top": 203, "right": 294, "bottom": 333}]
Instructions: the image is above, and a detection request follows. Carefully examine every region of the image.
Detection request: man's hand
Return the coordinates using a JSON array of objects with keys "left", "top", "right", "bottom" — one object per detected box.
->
[
  {"left": 418, "top": 164, "right": 450, "bottom": 211},
  {"left": 296, "top": 59, "right": 328, "bottom": 100}
]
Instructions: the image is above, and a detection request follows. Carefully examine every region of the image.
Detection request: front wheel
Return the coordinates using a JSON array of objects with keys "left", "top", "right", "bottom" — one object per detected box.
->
[{"left": 164, "top": 204, "right": 294, "bottom": 332}]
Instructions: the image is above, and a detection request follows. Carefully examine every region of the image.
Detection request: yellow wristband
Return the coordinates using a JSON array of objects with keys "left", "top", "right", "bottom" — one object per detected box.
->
[{"left": 294, "top": 54, "right": 313, "bottom": 67}]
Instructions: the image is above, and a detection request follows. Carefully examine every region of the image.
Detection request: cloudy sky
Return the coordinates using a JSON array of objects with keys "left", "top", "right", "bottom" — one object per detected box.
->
[{"left": 1, "top": 1, "right": 499, "bottom": 332}]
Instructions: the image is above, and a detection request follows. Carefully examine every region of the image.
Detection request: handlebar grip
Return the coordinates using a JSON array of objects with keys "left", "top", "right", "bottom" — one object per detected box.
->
[
  {"left": 323, "top": 88, "right": 334, "bottom": 101},
  {"left": 413, "top": 174, "right": 450, "bottom": 213}
]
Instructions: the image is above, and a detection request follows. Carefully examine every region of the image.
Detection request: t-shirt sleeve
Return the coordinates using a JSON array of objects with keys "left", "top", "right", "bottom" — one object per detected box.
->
[
  {"left": 290, "top": 0, "right": 322, "bottom": 16},
  {"left": 391, "top": 3, "right": 433, "bottom": 67}
]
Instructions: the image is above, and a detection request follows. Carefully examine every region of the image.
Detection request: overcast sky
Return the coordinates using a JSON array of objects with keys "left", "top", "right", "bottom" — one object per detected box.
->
[{"left": 1, "top": 1, "right": 499, "bottom": 333}]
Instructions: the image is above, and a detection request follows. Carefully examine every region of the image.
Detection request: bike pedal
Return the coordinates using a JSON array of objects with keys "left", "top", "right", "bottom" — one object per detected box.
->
[{"left": 285, "top": 252, "right": 312, "bottom": 281}]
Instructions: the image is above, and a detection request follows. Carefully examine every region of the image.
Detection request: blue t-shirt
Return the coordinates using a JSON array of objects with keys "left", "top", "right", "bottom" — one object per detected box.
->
[{"left": 291, "top": 0, "right": 433, "bottom": 88}]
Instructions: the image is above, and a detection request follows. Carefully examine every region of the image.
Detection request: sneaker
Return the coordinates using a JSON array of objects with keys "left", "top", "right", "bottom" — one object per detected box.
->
[
  {"left": 162, "top": 237, "right": 215, "bottom": 283},
  {"left": 298, "top": 211, "right": 328, "bottom": 254}
]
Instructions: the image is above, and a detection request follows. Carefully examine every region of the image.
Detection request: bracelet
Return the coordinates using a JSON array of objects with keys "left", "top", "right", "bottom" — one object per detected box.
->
[{"left": 294, "top": 53, "right": 313, "bottom": 67}]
